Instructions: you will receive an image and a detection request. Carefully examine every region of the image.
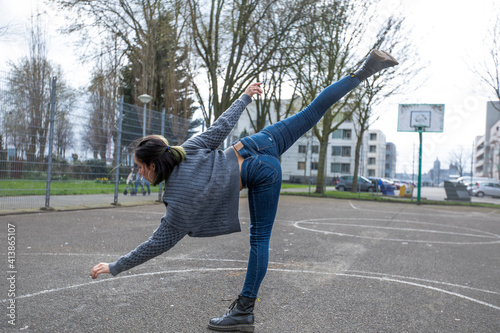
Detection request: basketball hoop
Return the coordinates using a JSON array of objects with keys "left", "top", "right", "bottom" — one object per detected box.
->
[
  {"left": 398, "top": 104, "right": 444, "bottom": 133},
  {"left": 398, "top": 104, "right": 445, "bottom": 204}
]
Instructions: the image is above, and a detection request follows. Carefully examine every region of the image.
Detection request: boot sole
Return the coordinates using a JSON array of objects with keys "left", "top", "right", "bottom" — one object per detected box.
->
[
  {"left": 207, "top": 323, "right": 255, "bottom": 332},
  {"left": 371, "top": 49, "right": 399, "bottom": 66}
]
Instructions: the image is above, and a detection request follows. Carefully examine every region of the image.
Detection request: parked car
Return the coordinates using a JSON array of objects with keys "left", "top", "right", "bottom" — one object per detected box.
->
[
  {"left": 366, "top": 177, "right": 381, "bottom": 191},
  {"left": 378, "top": 178, "right": 394, "bottom": 187},
  {"left": 335, "top": 175, "right": 375, "bottom": 192},
  {"left": 389, "top": 178, "right": 403, "bottom": 189},
  {"left": 457, "top": 176, "right": 496, "bottom": 189},
  {"left": 471, "top": 181, "right": 500, "bottom": 198}
]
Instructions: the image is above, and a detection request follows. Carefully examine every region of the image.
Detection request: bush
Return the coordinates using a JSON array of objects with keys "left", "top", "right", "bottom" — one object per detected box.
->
[
  {"left": 71, "top": 161, "right": 88, "bottom": 180},
  {"left": 21, "top": 170, "right": 46, "bottom": 180},
  {"left": 85, "top": 159, "right": 108, "bottom": 179}
]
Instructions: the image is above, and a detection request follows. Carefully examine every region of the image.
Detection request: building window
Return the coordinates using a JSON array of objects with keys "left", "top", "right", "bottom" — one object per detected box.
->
[
  {"left": 312, "top": 145, "right": 319, "bottom": 154},
  {"left": 369, "top": 145, "right": 376, "bottom": 153},
  {"left": 368, "top": 169, "right": 375, "bottom": 177},
  {"left": 332, "top": 146, "right": 351, "bottom": 157},
  {"left": 343, "top": 129, "right": 352, "bottom": 140},
  {"left": 311, "top": 162, "right": 319, "bottom": 170},
  {"left": 370, "top": 133, "right": 377, "bottom": 141},
  {"left": 368, "top": 157, "right": 376, "bottom": 165},
  {"left": 332, "top": 146, "right": 341, "bottom": 156},
  {"left": 342, "top": 146, "right": 351, "bottom": 157},
  {"left": 332, "top": 130, "right": 342, "bottom": 139},
  {"left": 333, "top": 112, "right": 353, "bottom": 122},
  {"left": 331, "top": 163, "right": 350, "bottom": 173},
  {"left": 297, "top": 161, "right": 306, "bottom": 170},
  {"left": 298, "top": 145, "right": 307, "bottom": 153}
]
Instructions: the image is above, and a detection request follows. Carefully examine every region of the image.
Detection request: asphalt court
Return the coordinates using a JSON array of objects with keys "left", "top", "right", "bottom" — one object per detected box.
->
[{"left": 1, "top": 196, "right": 499, "bottom": 332}]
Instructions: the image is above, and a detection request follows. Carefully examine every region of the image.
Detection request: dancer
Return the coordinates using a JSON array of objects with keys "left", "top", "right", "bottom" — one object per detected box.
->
[{"left": 91, "top": 50, "right": 398, "bottom": 332}]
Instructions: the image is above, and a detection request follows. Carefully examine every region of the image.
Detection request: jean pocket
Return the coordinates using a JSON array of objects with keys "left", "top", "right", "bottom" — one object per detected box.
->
[
  {"left": 243, "top": 131, "right": 276, "bottom": 152},
  {"left": 245, "top": 156, "right": 282, "bottom": 187}
]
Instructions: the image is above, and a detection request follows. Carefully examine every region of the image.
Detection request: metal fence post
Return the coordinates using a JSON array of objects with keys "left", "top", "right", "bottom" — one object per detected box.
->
[
  {"left": 113, "top": 96, "right": 124, "bottom": 205},
  {"left": 43, "top": 77, "right": 57, "bottom": 210},
  {"left": 157, "top": 107, "right": 165, "bottom": 202}
]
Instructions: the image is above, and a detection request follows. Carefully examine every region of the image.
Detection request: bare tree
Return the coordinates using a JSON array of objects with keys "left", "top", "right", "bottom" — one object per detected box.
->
[
  {"left": 288, "top": 1, "right": 419, "bottom": 194},
  {"left": 448, "top": 146, "right": 470, "bottom": 177},
  {"left": 5, "top": 13, "right": 71, "bottom": 170},
  {"left": 50, "top": 0, "right": 197, "bottom": 131},
  {"left": 349, "top": 15, "right": 420, "bottom": 192},
  {"left": 289, "top": 1, "right": 373, "bottom": 194},
  {"left": 53, "top": 75, "right": 76, "bottom": 159},
  {"left": 474, "top": 15, "right": 500, "bottom": 110},
  {"left": 0, "top": 24, "right": 8, "bottom": 38},
  {"left": 186, "top": 0, "right": 314, "bottom": 126},
  {"left": 245, "top": 4, "right": 302, "bottom": 134},
  {"left": 85, "top": 62, "right": 118, "bottom": 160}
]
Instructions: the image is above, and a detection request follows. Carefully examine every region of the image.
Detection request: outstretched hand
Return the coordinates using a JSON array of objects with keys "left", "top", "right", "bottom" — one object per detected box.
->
[
  {"left": 244, "top": 82, "right": 263, "bottom": 99},
  {"left": 91, "top": 262, "right": 110, "bottom": 279}
]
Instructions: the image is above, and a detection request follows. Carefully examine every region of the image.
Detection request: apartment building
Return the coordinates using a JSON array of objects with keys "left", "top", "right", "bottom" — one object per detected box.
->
[
  {"left": 474, "top": 101, "right": 500, "bottom": 179},
  {"left": 227, "top": 100, "right": 390, "bottom": 184},
  {"left": 385, "top": 142, "right": 397, "bottom": 178}
]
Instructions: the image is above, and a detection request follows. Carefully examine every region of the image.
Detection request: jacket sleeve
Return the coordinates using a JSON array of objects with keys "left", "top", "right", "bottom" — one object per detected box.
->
[
  {"left": 183, "top": 94, "right": 252, "bottom": 150},
  {"left": 108, "top": 221, "right": 188, "bottom": 276}
]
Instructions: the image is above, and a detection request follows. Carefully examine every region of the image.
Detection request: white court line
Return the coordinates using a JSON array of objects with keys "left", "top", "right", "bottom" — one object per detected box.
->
[
  {"left": 349, "top": 201, "right": 359, "bottom": 210},
  {"left": 20, "top": 253, "right": 500, "bottom": 297},
  {"left": 297, "top": 218, "right": 500, "bottom": 237},
  {"left": 2, "top": 266, "right": 499, "bottom": 312},
  {"left": 293, "top": 218, "right": 500, "bottom": 244},
  {"left": 345, "top": 201, "right": 499, "bottom": 220},
  {"left": 346, "top": 270, "right": 500, "bottom": 296},
  {"left": 298, "top": 221, "right": 498, "bottom": 239}
]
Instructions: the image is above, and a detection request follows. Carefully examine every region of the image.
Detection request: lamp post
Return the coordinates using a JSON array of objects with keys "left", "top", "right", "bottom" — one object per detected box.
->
[{"left": 138, "top": 94, "right": 152, "bottom": 136}]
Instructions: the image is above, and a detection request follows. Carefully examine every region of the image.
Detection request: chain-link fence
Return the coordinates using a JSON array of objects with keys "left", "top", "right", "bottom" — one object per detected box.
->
[{"left": 0, "top": 72, "right": 198, "bottom": 213}]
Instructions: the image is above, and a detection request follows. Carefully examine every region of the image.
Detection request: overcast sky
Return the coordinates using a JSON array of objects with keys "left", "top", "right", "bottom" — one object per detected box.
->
[{"left": 1, "top": 0, "right": 499, "bottom": 175}]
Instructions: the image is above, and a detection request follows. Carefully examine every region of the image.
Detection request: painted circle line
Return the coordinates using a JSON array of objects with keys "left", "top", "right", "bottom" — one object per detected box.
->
[
  {"left": 292, "top": 218, "right": 500, "bottom": 244},
  {"left": 3, "top": 262, "right": 499, "bottom": 312}
]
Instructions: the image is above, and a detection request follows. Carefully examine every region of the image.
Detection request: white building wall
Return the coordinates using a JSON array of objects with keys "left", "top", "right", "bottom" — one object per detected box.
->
[
  {"left": 228, "top": 100, "right": 389, "bottom": 183},
  {"left": 489, "top": 119, "right": 500, "bottom": 180},
  {"left": 365, "top": 130, "right": 387, "bottom": 178},
  {"left": 474, "top": 135, "right": 486, "bottom": 176}
]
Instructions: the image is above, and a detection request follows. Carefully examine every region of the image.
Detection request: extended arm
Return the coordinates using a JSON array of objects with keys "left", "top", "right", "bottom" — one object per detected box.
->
[
  {"left": 183, "top": 83, "right": 263, "bottom": 150},
  {"left": 91, "top": 221, "right": 188, "bottom": 278}
]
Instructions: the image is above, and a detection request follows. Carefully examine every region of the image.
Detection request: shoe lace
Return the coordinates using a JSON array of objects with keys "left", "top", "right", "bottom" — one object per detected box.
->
[
  {"left": 228, "top": 299, "right": 238, "bottom": 310},
  {"left": 363, "top": 78, "right": 374, "bottom": 91},
  {"left": 226, "top": 295, "right": 261, "bottom": 313}
]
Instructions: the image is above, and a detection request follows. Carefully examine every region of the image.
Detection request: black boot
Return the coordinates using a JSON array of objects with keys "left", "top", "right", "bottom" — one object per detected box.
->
[
  {"left": 208, "top": 295, "right": 256, "bottom": 332},
  {"left": 351, "top": 49, "right": 399, "bottom": 81}
]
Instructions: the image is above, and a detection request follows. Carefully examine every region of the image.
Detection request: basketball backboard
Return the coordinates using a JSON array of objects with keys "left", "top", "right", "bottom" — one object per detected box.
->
[{"left": 398, "top": 104, "right": 445, "bottom": 132}]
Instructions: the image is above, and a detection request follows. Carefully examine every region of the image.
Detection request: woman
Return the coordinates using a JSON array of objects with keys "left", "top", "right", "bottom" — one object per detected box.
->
[{"left": 91, "top": 49, "right": 398, "bottom": 332}]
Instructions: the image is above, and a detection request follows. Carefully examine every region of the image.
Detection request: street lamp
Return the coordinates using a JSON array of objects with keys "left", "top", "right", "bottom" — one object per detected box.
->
[{"left": 138, "top": 94, "right": 152, "bottom": 136}]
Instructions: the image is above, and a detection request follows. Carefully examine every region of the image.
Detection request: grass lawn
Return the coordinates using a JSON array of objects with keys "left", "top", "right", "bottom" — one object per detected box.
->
[
  {"left": 0, "top": 180, "right": 123, "bottom": 196},
  {"left": 2, "top": 180, "right": 499, "bottom": 209},
  {"left": 281, "top": 189, "right": 500, "bottom": 208},
  {"left": 1, "top": 180, "right": 314, "bottom": 196}
]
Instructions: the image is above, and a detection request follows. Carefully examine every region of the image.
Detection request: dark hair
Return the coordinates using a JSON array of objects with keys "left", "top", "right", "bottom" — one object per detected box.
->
[{"left": 133, "top": 135, "right": 186, "bottom": 186}]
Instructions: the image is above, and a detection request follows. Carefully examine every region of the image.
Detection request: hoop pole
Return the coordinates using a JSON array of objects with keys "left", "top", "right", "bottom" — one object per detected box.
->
[{"left": 417, "top": 129, "right": 423, "bottom": 205}]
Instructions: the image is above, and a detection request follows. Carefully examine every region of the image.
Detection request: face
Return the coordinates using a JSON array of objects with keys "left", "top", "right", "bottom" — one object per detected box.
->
[{"left": 134, "top": 155, "right": 155, "bottom": 183}]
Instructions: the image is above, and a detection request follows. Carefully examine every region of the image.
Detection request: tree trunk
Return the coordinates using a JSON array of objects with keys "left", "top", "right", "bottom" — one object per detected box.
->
[
  {"left": 315, "top": 136, "right": 330, "bottom": 194},
  {"left": 351, "top": 131, "right": 364, "bottom": 192}
]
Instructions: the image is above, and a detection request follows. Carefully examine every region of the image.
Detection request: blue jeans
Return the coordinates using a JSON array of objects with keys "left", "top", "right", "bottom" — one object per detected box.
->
[
  {"left": 135, "top": 178, "right": 151, "bottom": 194},
  {"left": 237, "top": 75, "right": 360, "bottom": 298}
]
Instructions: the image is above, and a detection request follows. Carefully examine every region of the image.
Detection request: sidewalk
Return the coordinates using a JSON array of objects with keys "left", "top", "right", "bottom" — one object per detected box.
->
[{"left": 0, "top": 192, "right": 161, "bottom": 215}]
